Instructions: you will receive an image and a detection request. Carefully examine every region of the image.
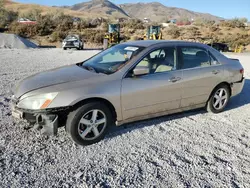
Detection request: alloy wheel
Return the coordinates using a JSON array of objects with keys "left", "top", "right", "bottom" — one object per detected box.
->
[
  {"left": 213, "top": 88, "right": 228, "bottom": 110},
  {"left": 78, "top": 109, "right": 107, "bottom": 140}
]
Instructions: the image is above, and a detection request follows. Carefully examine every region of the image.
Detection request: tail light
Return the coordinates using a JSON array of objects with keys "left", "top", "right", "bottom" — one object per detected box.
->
[{"left": 240, "top": 68, "right": 244, "bottom": 75}]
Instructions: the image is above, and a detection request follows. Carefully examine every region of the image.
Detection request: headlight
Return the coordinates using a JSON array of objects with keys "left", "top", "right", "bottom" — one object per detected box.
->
[{"left": 17, "top": 92, "right": 58, "bottom": 110}]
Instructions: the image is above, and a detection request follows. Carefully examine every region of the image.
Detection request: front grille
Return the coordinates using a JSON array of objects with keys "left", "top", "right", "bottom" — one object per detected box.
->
[{"left": 66, "top": 41, "right": 74, "bottom": 45}]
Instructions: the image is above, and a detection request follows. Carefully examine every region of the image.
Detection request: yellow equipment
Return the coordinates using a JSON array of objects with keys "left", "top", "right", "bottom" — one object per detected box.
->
[
  {"left": 144, "top": 26, "right": 162, "bottom": 40},
  {"left": 234, "top": 45, "right": 244, "bottom": 53},
  {"left": 103, "top": 24, "right": 120, "bottom": 49}
]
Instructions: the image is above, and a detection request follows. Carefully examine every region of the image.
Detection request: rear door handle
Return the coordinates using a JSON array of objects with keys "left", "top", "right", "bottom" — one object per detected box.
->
[
  {"left": 212, "top": 70, "right": 220, "bottom": 74},
  {"left": 169, "top": 77, "right": 181, "bottom": 83}
]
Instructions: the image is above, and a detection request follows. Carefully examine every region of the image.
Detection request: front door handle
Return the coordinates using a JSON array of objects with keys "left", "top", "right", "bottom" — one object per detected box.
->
[
  {"left": 169, "top": 77, "right": 181, "bottom": 83},
  {"left": 212, "top": 70, "right": 220, "bottom": 74}
]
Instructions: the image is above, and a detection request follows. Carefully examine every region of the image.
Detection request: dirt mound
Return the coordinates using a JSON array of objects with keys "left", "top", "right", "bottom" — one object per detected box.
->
[{"left": 0, "top": 33, "right": 38, "bottom": 49}]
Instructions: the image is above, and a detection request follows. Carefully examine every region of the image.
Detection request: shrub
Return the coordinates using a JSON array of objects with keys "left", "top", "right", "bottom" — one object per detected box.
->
[
  {"left": 36, "top": 15, "right": 54, "bottom": 36},
  {"left": 210, "top": 26, "right": 220, "bottom": 32},
  {"left": 9, "top": 22, "right": 38, "bottom": 37},
  {"left": 165, "top": 25, "right": 181, "bottom": 38},
  {"left": 121, "top": 19, "right": 145, "bottom": 30},
  {"left": 76, "top": 19, "right": 90, "bottom": 30},
  {"left": 50, "top": 31, "right": 59, "bottom": 42},
  {"left": 49, "top": 31, "right": 68, "bottom": 42},
  {"left": 186, "top": 26, "right": 201, "bottom": 36},
  {"left": 82, "top": 29, "right": 106, "bottom": 44},
  {"left": 220, "top": 18, "right": 245, "bottom": 28},
  {"left": 0, "top": 1, "right": 18, "bottom": 28},
  {"left": 194, "top": 18, "right": 215, "bottom": 27},
  {"left": 94, "top": 32, "right": 104, "bottom": 44},
  {"left": 55, "top": 15, "right": 73, "bottom": 31},
  {"left": 130, "top": 35, "right": 142, "bottom": 41}
]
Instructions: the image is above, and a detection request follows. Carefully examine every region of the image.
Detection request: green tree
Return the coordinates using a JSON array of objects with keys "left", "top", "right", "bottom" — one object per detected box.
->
[
  {"left": 0, "top": 0, "right": 18, "bottom": 28},
  {"left": 0, "top": 0, "right": 4, "bottom": 9},
  {"left": 0, "top": 0, "right": 7, "bottom": 27},
  {"left": 239, "top": 17, "right": 248, "bottom": 23}
]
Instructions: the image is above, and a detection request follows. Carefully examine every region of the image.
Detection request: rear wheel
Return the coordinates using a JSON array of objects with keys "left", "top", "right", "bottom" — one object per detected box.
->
[
  {"left": 206, "top": 84, "right": 230, "bottom": 113},
  {"left": 66, "top": 102, "right": 113, "bottom": 145}
]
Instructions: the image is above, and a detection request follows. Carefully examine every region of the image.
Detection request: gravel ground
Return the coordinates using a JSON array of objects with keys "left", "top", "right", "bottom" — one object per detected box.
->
[{"left": 0, "top": 49, "right": 250, "bottom": 187}]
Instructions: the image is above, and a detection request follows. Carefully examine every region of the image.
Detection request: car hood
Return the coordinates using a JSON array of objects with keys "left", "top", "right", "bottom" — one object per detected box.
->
[{"left": 15, "top": 65, "right": 101, "bottom": 98}]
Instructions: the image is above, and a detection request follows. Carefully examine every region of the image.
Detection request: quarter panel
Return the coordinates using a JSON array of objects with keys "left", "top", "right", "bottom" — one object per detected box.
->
[{"left": 224, "top": 59, "right": 244, "bottom": 83}]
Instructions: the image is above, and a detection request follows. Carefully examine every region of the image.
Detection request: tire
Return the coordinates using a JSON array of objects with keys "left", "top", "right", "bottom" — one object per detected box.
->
[
  {"left": 66, "top": 102, "right": 113, "bottom": 146},
  {"left": 206, "top": 84, "right": 230, "bottom": 113},
  {"left": 63, "top": 47, "right": 67, "bottom": 50}
]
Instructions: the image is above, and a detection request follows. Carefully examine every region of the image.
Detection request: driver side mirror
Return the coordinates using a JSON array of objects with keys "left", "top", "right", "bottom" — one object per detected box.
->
[{"left": 133, "top": 66, "right": 149, "bottom": 76}]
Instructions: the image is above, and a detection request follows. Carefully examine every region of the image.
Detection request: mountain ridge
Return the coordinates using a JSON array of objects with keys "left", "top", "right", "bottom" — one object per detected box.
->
[
  {"left": 119, "top": 1, "right": 222, "bottom": 22},
  {"left": 7, "top": 0, "right": 223, "bottom": 22}
]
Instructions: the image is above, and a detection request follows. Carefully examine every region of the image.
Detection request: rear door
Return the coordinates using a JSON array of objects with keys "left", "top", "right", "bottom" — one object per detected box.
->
[{"left": 178, "top": 46, "right": 225, "bottom": 107}]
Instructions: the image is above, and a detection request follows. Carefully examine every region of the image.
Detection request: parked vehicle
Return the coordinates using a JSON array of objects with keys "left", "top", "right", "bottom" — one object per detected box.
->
[
  {"left": 207, "top": 43, "right": 229, "bottom": 52},
  {"left": 12, "top": 40, "right": 245, "bottom": 145},
  {"left": 17, "top": 18, "right": 37, "bottom": 25},
  {"left": 62, "top": 34, "right": 83, "bottom": 50}
]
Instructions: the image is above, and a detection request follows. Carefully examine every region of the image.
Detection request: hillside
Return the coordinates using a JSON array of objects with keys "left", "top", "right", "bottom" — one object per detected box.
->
[
  {"left": 4, "top": 0, "right": 114, "bottom": 19},
  {"left": 5, "top": 0, "right": 222, "bottom": 22},
  {"left": 120, "top": 2, "right": 222, "bottom": 22},
  {"left": 69, "top": 0, "right": 129, "bottom": 18},
  {"left": 65, "top": 0, "right": 222, "bottom": 22}
]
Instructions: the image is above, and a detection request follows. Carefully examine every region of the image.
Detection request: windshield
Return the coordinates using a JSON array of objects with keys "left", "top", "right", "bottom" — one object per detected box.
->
[
  {"left": 66, "top": 35, "right": 79, "bottom": 40},
  {"left": 82, "top": 44, "right": 145, "bottom": 74}
]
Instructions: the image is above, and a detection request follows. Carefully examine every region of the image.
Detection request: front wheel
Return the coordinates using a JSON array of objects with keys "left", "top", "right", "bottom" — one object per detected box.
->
[
  {"left": 206, "top": 84, "right": 230, "bottom": 113},
  {"left": 66, "top": 102, "right": 113, "bottom": 145}
]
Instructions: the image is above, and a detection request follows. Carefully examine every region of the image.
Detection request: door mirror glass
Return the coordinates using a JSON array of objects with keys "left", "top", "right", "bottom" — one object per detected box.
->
[{"left": 133, "top": 66, "right": 150, "bottom": 76}]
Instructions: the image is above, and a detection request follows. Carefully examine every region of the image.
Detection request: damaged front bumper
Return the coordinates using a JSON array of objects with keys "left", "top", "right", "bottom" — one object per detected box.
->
[{"left": 11, "top": 104, "right": 65, "bottom": 136}]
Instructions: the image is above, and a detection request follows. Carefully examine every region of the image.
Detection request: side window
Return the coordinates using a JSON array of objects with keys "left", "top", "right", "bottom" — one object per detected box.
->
[
  {"left": 150, "top": 49, "right": 161, "bottom": 59},
  {"left": 136, "top": 47, "right": 176, "bottom": 74},
  {"left": 180, "top": 47, "right": 210, "bottom": 69}
]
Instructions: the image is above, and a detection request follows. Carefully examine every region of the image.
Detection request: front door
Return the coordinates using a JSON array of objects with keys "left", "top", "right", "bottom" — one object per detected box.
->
[{"left": 121, "top": 47, "right": 183, "bottom": 120}]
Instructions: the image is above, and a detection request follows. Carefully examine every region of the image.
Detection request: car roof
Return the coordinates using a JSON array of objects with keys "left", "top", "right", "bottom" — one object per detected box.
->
[
  {"left": 67, "top": 34, "right": 79, "bottom": 37},
  {"left": 123, "top": 40, "right": 207, "bottom": 48}
]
